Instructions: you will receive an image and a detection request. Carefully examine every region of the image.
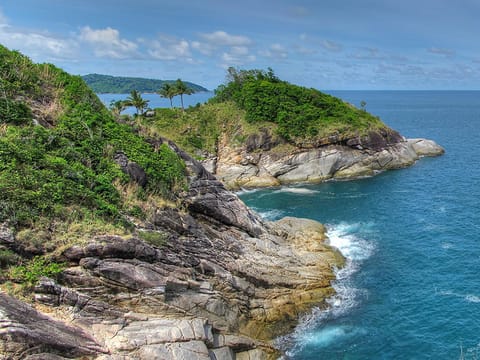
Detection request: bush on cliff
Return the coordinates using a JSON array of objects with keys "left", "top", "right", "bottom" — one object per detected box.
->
[
  {"left": 212, "top": 67, "right": 386, "bottom": 146},
  {"left": 0, "top": 44, "right": 186, "bottom": 233}
]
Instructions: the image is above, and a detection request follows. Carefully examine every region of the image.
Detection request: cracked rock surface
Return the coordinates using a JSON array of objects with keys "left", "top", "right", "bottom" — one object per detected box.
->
[
  {"left": 210, "top": 129, "right": 444, "bottom": 189},
  {"left": 0, "top": 141, "right": 343, "bottom": 360}
]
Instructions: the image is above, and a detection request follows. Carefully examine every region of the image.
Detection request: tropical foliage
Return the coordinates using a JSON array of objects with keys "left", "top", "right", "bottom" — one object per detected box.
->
[
  {"left": 125, "top": 89, "right": 149, "bottom": 115},
  {"left": 174, "top": 78, "right": 194, "bottom": 110},
  {"left": 0, "top": 44, "right": 186, "bottom": 230},
  {"left": 157, "top": 83, "right": 176, "bottom": 108},
  {"left": 212, "top": 67, "right": 385, "bottom": 146}
]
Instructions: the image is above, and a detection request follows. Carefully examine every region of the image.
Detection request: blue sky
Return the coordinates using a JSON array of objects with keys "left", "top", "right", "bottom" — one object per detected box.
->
[{"left": 1, "top": 0, "right": 480, "bottom": 90}]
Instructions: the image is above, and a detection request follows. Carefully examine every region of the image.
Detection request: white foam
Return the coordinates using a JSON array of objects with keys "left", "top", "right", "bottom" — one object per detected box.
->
[
  {"left": 250, "top": 207, "right": 284, "bottom": 221},
  {"left": 277, "top": 222, "right": 375, "bottom": 358},
  {"left": 437, "top": 290, "right": 480, "bottom": 303},
  {"left": 465, "top": 295, "right": 480, "bottom": 303},
  {"left": 327, "top": 222, "right": 375, "bottom": 262},
  {"left": 235, "top": 187, "right": 262, "bottom": 196},
  {"left": 441, "top": 242, "right": 453, "bottom": 249},
  {"left": 297, "top": 325, "right": 365, "bottom": 348},
  {"left": 273, "top": 187, "right": 319, "bottom": 195}
]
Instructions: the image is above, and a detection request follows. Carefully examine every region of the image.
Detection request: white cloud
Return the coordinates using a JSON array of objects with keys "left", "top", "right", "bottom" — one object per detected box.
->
[
  {"left": 294, "top": 45, "right": 317, "bottom": 55},
  {"left": 298, "top": 34, "right": 342, "bottom": 54},
  {"left": 221, "top": 46, "right": 255, "bottom": 67},
  {"left": 148, "top": 36, "right": 193, "bottom": 61},
  {"left": 79, "top": 26, "right": 137, "bottom": 59},
  {"left": 428, "top": 47, "right": 455, "bottom": 57},
  {"left": 191, "top": 40, "right": 215, "bottom": 56},
  {"left": 199, "top": 31, "right": 252, "bottom": 47},
  {"left": 352, "top": 47, "right": 382, "bottom": 60},
  {"left": 0, "top": 9, "right": 8, "bottom": 27},
  {"left": 260, "top": 44, "right": 288, "bottom": 60},
  {"left": 321, "top": 40, "right": 343, "bottom": 52},
  {"left": 0, "top": 12, "right": 78, "bottom": 60},
  {"left": 193, "top": 31, "right": 254, "bottom": 64}
]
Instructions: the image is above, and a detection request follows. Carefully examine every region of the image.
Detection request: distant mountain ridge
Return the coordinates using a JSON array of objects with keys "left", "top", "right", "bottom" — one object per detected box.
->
[{"left": 82, "top": 73, "right": 208, "bottom": 93}]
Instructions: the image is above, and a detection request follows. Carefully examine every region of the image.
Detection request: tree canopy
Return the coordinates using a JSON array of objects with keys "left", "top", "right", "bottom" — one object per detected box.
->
[
  {"left": 125, "top": 90, "right": 149, "bottom": 116},
  {"left": 212, "top": 67, "right": 385, "bottom": 145}
]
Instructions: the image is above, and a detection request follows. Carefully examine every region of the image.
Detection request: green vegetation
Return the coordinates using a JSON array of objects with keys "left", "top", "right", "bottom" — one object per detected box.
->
[
  {"left": 174, "top": 78, "right": 194, "bottom": 110},
  {"left": 125, "top": 89, "right": 149, "bottom": 115},
  {"left": 140, "top": 68, "right": 389, "bottom": 159},
  {"left": 157, "top": 82, "right": 176, "bottom": 108},
  {"left": 8, "top": 256, "right": 65, "bottom": 286},
  {"left": 139, "top": 102, "right": 235, "bottom": 157},
  {"left": 0, "top": 44, "right": 186, "bottom": 247},
  {"left": 212, "top": 67, "right": 386, "bottom": 146},
  {"left": 137, "top": 230, "right": 168, "bottom": 248},
  {"left": 82, "top": 73, "right": 208, "bottom": 93}
]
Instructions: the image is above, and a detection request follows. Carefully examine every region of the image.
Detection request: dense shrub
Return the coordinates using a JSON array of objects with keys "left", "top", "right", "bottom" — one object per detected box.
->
[
  {"left": 212, "top": 68, "right": 385, "bottom": 144},
  {"left": 0, "top": 45, "right": 186, "bottom": 227}
]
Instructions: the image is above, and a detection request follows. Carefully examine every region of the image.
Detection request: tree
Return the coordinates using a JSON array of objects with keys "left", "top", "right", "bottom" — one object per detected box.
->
[
  {"left": 360, "top": 100, "right": 367, "bottom": 111},
  {"left": 109, "top": 99, "right": 127, "bottom": 116},
  {"left": 174, "top": 79, "right": 194, "bottom": 111},
  {"left": 157, "top": 83, "right": 175, "bottom": 108},
  {"left": 125, "top": 90, "right": 149, "bottom": 116}
]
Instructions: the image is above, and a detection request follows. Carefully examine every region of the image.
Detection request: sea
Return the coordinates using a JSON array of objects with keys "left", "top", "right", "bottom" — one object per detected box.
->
[{"left": 238, "top": 91, "right": 480, "bottom": 359}]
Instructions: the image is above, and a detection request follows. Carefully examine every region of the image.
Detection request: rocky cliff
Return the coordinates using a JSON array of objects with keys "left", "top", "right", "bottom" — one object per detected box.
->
[
  {"left": 206, "top": 128, "right": 444, "bottom": 189},
  {"left": 0, "top": 141, "right": 344, "bottom": 360}
]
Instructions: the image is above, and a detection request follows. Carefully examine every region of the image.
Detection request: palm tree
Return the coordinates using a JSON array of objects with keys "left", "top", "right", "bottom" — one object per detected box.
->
[
  {"left": 109, "top": 99, "right": 127, "bottom": 117},
  {"left": 125, "top": 90, "right": 149, "bottom": 116},
  {"left": 174, "top": 79, "right": 194, "bottom": 111},
  {"left": 157, "top": 83, "right": 175, "bottom": 108}
]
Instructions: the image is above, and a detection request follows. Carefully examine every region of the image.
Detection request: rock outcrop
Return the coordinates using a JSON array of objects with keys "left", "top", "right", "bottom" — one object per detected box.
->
[
  {"left": 0, "top": 141, "right": 344, "bottom": 360},
  {"left": 209, "top": 130, "right": 445, "bottom": 189}
]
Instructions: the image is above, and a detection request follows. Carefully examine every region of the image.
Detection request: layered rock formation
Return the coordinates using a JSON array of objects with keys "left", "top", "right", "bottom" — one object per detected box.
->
[
  {"left": 0, "top": 143, "right": 343, "bottom": 360},
  {"left": 207, "top": 129, "right": 444, "bottom": 189}
]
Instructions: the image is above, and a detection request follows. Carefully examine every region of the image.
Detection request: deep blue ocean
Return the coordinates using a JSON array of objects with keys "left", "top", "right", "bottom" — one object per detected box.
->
[{"left": 239, "top": 91, "right": 480, "bottom": 359}]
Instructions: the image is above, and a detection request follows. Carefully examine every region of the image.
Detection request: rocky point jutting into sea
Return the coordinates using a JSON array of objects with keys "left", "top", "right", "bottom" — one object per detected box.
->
[
  {"left": 206, "top": 128, "right": 444, "bottom": 189},
  {"left": 0, "top": 46, "right": 444, "bottom": 360}
]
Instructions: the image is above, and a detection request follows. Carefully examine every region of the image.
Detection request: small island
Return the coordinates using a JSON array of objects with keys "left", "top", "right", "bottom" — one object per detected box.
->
[{"left": 82, "top": 73, "right": 208, "bottom": 93}]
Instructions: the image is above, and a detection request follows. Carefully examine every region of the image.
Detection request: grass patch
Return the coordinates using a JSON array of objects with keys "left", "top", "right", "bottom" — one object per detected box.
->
[
  {"left": 137, "top": 230, "right": 168, "bottom": 248},
  {"left": 7, "top": 256, "right": 65, "bottom": 286}
]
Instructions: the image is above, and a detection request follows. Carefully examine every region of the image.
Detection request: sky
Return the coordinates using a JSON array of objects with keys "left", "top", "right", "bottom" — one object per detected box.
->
[{"left": 1, "top": 0, "right": 480, "bottom": 90}]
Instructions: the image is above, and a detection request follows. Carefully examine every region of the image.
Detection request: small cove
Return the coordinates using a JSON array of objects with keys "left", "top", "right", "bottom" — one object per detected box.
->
[{"left": 239, "top": 91, "right": 480, "bottom": 359}]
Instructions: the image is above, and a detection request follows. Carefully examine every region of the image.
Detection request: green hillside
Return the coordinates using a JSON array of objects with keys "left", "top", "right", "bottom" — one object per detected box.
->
[
  {"left": 82, "top": 73, "right": 208, "bottom": 93},
  {"left": 138, "top": 68, "right": 392, "bottom": 158},
  {"left": 0, "top": 45, "right": 186, "bottom": 254},
  {"left": 212, "top": 68, "right": 387, "bottom": 147}
]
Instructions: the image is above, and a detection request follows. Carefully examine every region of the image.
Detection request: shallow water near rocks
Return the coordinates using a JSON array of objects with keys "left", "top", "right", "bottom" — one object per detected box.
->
[{"left": 239, "top": 91, "right": 480, "bottom": 359}]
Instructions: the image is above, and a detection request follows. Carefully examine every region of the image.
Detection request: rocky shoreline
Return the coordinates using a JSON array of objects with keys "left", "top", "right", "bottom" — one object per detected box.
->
[
  {"left": 0, "top": 143, "right": 345, "bottom": 360},
  {"left": 208, "top": 136, "right": 445, "bottom": 189},
  {"left": 0, "top": 136, "right": 444, "bottom": 360}
]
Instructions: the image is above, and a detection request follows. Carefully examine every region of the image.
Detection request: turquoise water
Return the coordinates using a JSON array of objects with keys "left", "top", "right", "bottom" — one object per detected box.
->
[{"left": 239, "top": 91, "right": 480, "bottom": 359}]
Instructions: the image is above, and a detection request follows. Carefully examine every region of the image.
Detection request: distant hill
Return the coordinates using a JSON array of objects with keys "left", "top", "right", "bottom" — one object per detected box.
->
[{"left": 82, "top": 73, "right": 208, "bottom": 93}]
